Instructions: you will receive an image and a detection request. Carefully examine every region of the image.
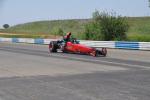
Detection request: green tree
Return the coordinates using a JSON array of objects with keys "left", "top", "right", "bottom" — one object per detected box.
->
[
  {"left": 83, "top": 20, "right": 102, "bottom": 40},
  {"left": 83, "top": 10, "right": 129, "bottom": 41}
]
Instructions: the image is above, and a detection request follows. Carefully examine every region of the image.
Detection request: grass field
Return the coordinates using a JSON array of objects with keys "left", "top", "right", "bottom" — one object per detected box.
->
[
  {"left": 0, "top": 19, "right": 88, "bottom": 34},
  {"left": 127, "top": 17, "right": 150, "bottom": 35},
  {"left": 0, "top": 17, "right": 150, "bottom": 41}
]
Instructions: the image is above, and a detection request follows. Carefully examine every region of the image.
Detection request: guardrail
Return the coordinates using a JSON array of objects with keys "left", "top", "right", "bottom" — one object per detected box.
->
[{"left": 0, "top": 37, "right": 150, "bottom": 50}]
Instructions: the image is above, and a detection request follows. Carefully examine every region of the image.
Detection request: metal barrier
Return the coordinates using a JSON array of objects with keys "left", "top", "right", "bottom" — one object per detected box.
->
[
  {"left": 115, "top": 41, "right": 139, "bottom": 50},
  {"left": 0, "top": 37, "right": 150, "bottom": 50}
]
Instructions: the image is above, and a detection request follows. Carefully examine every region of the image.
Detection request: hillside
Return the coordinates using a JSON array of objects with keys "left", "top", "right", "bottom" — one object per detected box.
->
[
  {"left": 127, "top": 17, "right": 150, "bottom": 34},
  {"left": 1, "top": 19, "right": 89, "bottom": 34},
  {"left": 1, "top": 17, "right": 150, "bottom": 41},
  {"left": 2, "top": 17, "right": 150, "bottom": 34}
]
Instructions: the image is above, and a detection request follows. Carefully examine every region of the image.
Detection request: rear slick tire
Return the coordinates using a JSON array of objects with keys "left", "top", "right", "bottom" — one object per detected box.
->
[{"left": 49, "top": 41, "right": 58, "bottom": 53}]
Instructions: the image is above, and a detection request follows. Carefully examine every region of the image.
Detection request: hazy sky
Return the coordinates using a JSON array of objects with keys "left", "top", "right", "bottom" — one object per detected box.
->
[{"left": 0, "top": 0, "right": 150, "bottom": 27}]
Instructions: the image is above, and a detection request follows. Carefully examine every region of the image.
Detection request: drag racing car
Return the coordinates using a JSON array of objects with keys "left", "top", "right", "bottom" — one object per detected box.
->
[{"left": 49, "top": 38, "right": 107, "bottom": 57}]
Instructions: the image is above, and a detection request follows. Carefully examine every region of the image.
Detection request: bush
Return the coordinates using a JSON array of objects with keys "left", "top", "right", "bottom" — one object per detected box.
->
[
  {"left": 83, "top": 10, "right": 129, "bottom": 41},
  {"left": 83, "top": 21, "right": 102, "bottom": 40},
  {"left": 3, "top": 24, "right": 10, "bottom": 29}
]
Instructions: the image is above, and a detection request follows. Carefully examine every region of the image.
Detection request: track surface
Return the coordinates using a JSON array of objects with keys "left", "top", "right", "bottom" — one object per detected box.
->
[{"left": 0, "top": 42, "right": 150, "bottom": 100}]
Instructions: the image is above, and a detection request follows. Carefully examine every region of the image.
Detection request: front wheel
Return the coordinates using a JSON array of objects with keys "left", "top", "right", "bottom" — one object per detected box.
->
[{"left": 101, "top": 48, "right": 107, "bottom": 57}]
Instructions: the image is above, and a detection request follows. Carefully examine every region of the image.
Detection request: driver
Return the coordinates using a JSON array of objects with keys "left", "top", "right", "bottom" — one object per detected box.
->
[
  {"left": 61, "top": 32, "right": 72, "bottom": 49},
  {"left": 64, "top": 32, "right": 72, "bottom": 42}
]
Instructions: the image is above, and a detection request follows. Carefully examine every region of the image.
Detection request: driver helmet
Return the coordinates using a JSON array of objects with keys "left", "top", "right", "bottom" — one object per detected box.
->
[{"left": 67, "top": 32, "right": 71, "bottom": 36}]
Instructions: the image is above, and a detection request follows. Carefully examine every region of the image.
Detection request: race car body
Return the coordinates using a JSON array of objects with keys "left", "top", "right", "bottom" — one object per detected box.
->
[{"left": 49, "top": 39, "right": 107, "bottom": 57}]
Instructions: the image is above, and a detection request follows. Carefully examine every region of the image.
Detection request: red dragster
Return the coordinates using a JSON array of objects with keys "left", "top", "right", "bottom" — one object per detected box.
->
[{"left": 49, "top": 38, "right": 107, "bottom": 57}]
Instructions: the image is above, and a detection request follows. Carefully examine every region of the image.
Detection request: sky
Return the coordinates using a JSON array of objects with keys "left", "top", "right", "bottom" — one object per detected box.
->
[{"left": 0, "top": 0, "right": 150, "bottom": 28}]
